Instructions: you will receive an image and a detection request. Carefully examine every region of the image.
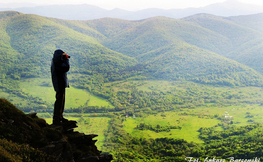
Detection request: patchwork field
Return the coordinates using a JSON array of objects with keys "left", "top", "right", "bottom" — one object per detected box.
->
[
  {"left": 123, "top": 104, "right": 263, "bottom": 143},
  {"left": 123, "top": 112, "right": 220, "bottom": 143},
  {"left": 8, "top": 79, "right": 263, "bottom": 151}
]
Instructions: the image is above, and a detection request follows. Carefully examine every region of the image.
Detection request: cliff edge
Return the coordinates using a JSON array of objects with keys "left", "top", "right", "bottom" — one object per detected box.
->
[{"left": 0, "top": 98, "right": 113, "bottom": 162}]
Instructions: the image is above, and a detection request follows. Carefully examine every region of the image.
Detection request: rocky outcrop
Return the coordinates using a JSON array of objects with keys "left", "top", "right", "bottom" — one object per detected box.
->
[{"left": 0, "top": 98, "right": 113, "bottom": 162}]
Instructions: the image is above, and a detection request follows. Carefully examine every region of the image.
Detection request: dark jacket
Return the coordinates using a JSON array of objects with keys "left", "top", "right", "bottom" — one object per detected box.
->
[{"left": 51, "top": 49, "right": 70, "bottom": 92}]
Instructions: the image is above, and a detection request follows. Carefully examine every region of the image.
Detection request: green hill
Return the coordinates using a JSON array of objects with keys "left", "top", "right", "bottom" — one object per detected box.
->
[
  {"left": 183, "top": 13, "right": 263, "bottom": 74},
  {"left": 227, "top": 13, "right": 263, "bottom": 33},
  {"left": 225, "top": 13, "right": 263, "bottom": 73},
  {"left": 84, "top": 16, "right": 263, "bottom": 86},
  {"left": 95, "top": 16, "right": 231, "bottom": 57},
  {"left": 182, "top": 13, "right": 263, "bottom": 53},
  {"left": 0, "top": 11, "right": 137, "bottom": 79},
  {"left": 138, "top": 43, "right": 262, "bottom": 86},
  {"left": 83, "top": 17, "right": 140, "bottom": 39},
  {"left": 1, "top": 11, "right": 263, "bottom": 92}
]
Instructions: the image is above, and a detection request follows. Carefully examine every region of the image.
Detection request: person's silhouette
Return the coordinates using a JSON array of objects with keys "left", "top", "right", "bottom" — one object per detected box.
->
[{"left": 51, "top": 49, "right": 70, "bottom": 125}]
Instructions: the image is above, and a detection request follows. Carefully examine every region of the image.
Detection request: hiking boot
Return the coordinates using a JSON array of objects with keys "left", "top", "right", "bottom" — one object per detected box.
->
[
  {"left": 52, "top": 119, "right": 62, "bottom": 125},
  {"left": 60, "top": 117, "right": 69, "bottom": 123}
]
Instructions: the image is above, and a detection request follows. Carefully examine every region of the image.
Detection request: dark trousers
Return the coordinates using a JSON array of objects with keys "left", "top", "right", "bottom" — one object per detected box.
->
[{"left": 53, "top": 89, "right": 65, "bottom": 121}]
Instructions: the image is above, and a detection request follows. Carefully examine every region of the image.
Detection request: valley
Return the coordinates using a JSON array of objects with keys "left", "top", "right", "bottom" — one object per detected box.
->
[
  {"left": 18, "top": 78, "right": 263, "bottom": 157},
  {"left": 1, "top": 10, "right": 263, "bottom": 161}
]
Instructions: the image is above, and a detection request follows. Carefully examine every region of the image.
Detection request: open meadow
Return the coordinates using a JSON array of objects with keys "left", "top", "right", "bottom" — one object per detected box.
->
[
  {"left": 122, "top": 104, "right": 263, "bottom": 143},
  {"left": 19, "top": 78, "right": 114, "bottom": 109}
]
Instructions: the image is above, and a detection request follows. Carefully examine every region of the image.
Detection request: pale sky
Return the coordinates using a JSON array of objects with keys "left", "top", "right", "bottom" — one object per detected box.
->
[{"left": 1, "top": 0, "right": 263, "bottom": 11}]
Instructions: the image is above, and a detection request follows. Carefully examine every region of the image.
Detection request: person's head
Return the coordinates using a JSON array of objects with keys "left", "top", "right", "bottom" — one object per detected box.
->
[
  {"left": 53, "top": 49, "right": 70, "bottom": 60},
  {"left": 53, "top": 49, "right": 64, "bottom": 60}
]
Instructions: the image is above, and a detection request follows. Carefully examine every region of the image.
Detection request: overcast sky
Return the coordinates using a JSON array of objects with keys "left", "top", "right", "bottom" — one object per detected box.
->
[{"left": 1, "top": 0, "right": 263, "bottom": 11}]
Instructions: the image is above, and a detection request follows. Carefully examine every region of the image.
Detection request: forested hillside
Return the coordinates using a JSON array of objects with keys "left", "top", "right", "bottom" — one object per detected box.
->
[
  {"left": 0, "top": 11, "right": 137, "bottom": 89},
  {"left": 1, "top": 11, "right": 263, "bottom": 88},
  {"left": 4, "top": 12, "right": 136, "bottom": 75},
  {"left": 183, "top": 13, "right": 263, "bottom": 74},
  {"left": 85, "top": 15, "right": 263, "bottom": 86}
]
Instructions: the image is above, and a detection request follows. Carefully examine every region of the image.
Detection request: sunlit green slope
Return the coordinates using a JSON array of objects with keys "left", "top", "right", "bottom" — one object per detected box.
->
[
  {"left": 0, "top": 11, "right": 137, "bottom": 80},
  {"left": 94, "top": 16, "right": 231, "bottom": 58}
]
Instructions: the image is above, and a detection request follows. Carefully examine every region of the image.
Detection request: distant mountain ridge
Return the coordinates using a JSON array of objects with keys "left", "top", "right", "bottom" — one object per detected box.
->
[{"left": 0, "top": 0, "right": 263, "bottom": 20}]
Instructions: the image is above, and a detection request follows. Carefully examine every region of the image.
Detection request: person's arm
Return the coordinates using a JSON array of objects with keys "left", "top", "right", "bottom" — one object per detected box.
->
[{"left": 54, "top": 59, "right": 70, "bottom": 73}]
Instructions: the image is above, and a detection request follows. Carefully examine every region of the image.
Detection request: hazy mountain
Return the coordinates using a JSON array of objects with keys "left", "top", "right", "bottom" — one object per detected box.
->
[
  {"left": 0, "top": 2, "right": 37, "bottom": 8},
  {"left": 1, "top": 0, "right": 263, "bottom": 20},
  {"left": 2, "top": 4, "right": 110, "bottom": 20},
  {"left": 200, "top": 0, "right": 263, "bottom": 16}
]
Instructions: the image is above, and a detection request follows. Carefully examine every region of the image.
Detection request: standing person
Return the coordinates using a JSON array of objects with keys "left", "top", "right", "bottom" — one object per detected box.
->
[{"left": 51, "top": 49, "right": 70, "bottom": 125}]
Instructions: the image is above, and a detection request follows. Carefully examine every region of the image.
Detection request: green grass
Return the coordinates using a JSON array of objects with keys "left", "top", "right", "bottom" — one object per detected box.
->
[
  {"left": 0, "top": 91, "right": 9, "bottom": 98},
  {"left": 75, "top": 116, "right": 111, "bottom": 150},
  {"left": 122, "top": 103, "right": 263, "bottom": 143},
  {"left": 20, "top": 78, "right": 113, "bottom": 109},
  {"left": 123, "top": 112, "right": 220, "bottom": 143},
  {"left": 0, "top": 91, "right": 29, "bottom": 107},
  {"left": 187, "top": 105, "right": 263, "bottom": 126},
  {"left": 87, "top": 95, "right": 113, "bottom": 107}
]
